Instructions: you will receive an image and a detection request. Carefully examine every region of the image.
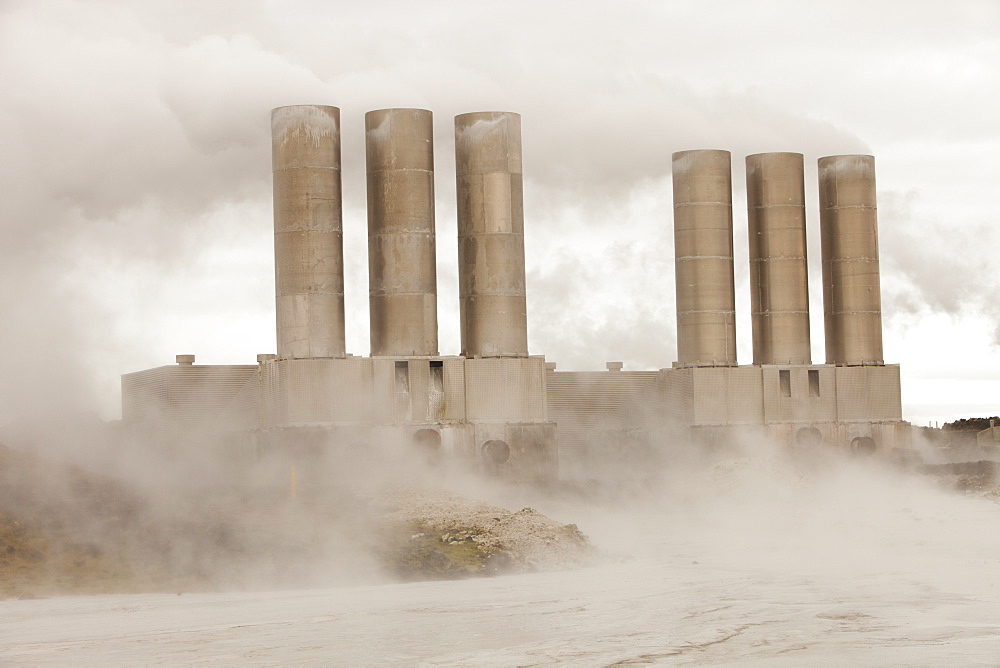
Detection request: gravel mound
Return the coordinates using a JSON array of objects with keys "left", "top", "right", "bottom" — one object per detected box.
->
[{"left": 383, "top": 489, "right": 596, "bottom": 576}]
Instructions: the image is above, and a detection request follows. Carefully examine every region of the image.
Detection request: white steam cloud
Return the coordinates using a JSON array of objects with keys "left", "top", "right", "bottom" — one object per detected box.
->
[{"left": 0, "top": 1, "right": 997, "bottom": 428}]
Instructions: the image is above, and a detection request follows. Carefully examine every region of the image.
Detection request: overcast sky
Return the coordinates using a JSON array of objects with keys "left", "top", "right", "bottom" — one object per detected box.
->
[{"left": 0, "top": 0, "right": 997, "bottom": 425}]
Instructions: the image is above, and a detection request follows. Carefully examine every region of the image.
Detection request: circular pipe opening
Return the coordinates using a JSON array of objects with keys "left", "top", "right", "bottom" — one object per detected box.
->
[
  {"left": 413, "top": 428, "right": 442, "bottom": 464},
  {"left": 851, "top": 436, "right": 876, "bottom": 455},
  {"left": 413, "top": 428, "right": 441, "bottom": 450},
  {"left": 481, "top": 439, "right": 511, "bottom": 465}
]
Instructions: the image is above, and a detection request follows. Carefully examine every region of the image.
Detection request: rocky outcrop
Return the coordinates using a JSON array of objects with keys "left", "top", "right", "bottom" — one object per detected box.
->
[{"left": 380, "top": 490, "right": 596, "bottom": 579}]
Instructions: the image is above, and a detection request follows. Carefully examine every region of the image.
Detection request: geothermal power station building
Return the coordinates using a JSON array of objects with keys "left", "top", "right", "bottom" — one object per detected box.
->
[{"left": 122, "top": 105, "right": 906, "bottom": 478}]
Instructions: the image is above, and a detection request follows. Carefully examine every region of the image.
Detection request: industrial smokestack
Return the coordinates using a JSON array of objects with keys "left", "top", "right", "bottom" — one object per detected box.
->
[
  {"left": 366, "top": 108, "right": 439, "bottom": 356},
  {"left": 454, "top": 112, "right": 528, "bottom": 358},
  {"left": 746, "top": 152, "right": 811, "bottom": 365},
  {"left": 271, "top": 105, "right": 345, "bottom": 359},
  {"left": 672, "top": 150, "right": 737, "bottom": 366},
  {"left": 818, "top": 155, "right": 884, "bottom": 366}
]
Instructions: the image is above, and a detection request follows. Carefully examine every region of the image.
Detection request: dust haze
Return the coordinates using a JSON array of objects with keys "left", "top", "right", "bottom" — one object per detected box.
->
[
  {"left": 5, "top": 418, "right": 1000, "bottom": 661},
  {"left": 3, "top": 0, "right": 1000, "bottom": 663}
]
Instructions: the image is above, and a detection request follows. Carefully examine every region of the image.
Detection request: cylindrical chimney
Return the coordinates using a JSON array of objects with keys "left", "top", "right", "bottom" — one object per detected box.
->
[
  {"left": 366, "top": 108, "right": 438, "bottom": 356},
  {"left": 672, "top": 150, "right": 737, "bottom": 366},
  {"left": 455, "top": 112, "right": 528, "bottom": 358},
  {"left": 271, "top": 105, "right": 345, "bottom": 359},
  {"left": 746, "top": 152, "right": 811, "bottom": 365},
  {"left": 818, "top": 155, "right": 883, "bottom": 365}
]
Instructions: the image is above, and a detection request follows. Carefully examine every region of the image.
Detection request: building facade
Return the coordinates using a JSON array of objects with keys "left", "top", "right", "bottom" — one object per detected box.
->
[{"left": 122, "top": 110, "right": 907, "bottom": 481}]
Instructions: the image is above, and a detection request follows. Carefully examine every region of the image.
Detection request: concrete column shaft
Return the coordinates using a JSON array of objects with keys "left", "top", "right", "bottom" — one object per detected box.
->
[
  {"left": 672, "top": 149, "right": 737, "bottom": 366},
  {"left": 366, "top": 108, "right": 439, "bottom": 356},
  {"left": 272, "top": 105, "right": 345, "bottom": 359},
  {"left": 819, "top": 154, "right": 884, "bottom": 366},
  {"left": 746, "top": 152, "right": 811, "bottom": 365},
  {"left": 455, "top": 112, "right": 528, "bottom": 358}
]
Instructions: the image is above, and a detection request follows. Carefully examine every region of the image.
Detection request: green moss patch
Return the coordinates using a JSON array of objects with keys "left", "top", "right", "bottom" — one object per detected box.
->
[{"left": 377, "top": 522, "right": 494, "bottom": 580}]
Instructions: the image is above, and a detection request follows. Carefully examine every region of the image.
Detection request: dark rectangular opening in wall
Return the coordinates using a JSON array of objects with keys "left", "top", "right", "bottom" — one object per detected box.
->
[
  {"left": 429, "top": 360, "right": 444, "bottom": 419},
  {"left": 429, "top": 361, "right": 443, "bottom": 397},
  {"left": 808, "top": 369, "right": 820, "bottom": 397},
  {"left": 394, "top": 361, "right": 410, "bottom": 421},
  {"left": 779, "top": 369, "right": 791, "bottom": 397}
]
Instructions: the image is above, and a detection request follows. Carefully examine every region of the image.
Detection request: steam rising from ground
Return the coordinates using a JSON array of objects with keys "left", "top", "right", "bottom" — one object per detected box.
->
[
  {"left": 5, "top": 420, "right": 998, "bottom": 592},
  {"left": 5, "top": 427, "right": 1000, "bottom": 662},
  {"left": 1, "top": 425, "right": 593, "bottom": 596}
]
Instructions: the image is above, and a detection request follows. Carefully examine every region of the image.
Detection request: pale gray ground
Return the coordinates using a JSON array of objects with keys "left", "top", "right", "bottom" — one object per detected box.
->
[{"left": 4, "top": 457, "right": 1000, "bottom": 664}]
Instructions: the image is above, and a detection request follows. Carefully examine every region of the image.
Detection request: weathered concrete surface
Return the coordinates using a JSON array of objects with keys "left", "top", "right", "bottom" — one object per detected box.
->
[
  {"left": 819, "top": 155, "right": 883, "bottom": 366},
  {"left": 272, "top": 105, "right": 345, "bottom": 360},
  {"left": 672, "top": 149, "right": 737, "bottom": 367},
  {"left": 746, "top": 152, "right": 811, "bottom": 365},
  {"left": 455, "top": 112, "right": 528, "bottom": 358},
  {"left": 366, "top": 108, "right": 438, "bottom": 356}
]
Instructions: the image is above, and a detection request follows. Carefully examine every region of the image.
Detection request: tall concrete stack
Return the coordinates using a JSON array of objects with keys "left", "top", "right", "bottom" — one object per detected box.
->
[
  {"left": 818, "top": 155, "right": 884, "bottom": 366},
  {"left": 671, "top": 149, "right": 737, "bottom": 366},
  {"left": 271, "top": 105, "right": 346, "bottom": 360},
  {"left": 365, "top": 108, "right": 439, "bottom": 356},
  {"left": 454, "top": 112, "right": 529, "bottom": 358},
  {"left": 746, "top": 152, "right": 811, "bottom": 365}
]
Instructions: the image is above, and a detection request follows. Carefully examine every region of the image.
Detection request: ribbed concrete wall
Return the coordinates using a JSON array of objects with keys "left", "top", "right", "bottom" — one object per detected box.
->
[
  {"left": 746, "top": 152, "right": 811, "bottom": 365},
  {"left": 546, "top": 370, "right": 660, "bottom": 469},
  {"left": 672, "top": 150, "right": 737, "bottom": 366},
  {"left": 818, "top": 155, "right": 883, "bottom": 365},
  {"left": 366, "top": 108, "right": 439, "bottom": 356},
  {"left": 271, "top": 105, "right": 345, "bottom": 359},
  {"left": 455, "top": 112, "right": 528, "bottom": 358},
  {"left": 122, "top": 364, "right": 259, "bottom": 432}
]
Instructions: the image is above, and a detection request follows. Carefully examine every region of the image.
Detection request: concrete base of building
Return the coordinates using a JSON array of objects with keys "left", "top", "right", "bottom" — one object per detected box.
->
[
  {"left": 685, "top": 420, "right": 911, "bottom": 453},
  {"left": 255, "top": 421, "right": 557, "bottom": 483}
]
